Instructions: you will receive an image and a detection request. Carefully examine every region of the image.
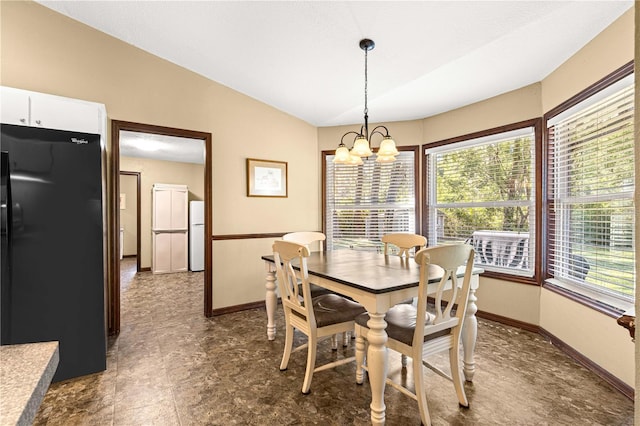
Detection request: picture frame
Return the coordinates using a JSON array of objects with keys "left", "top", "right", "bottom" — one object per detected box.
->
[{"left": 246, "top": 158, "right": 288, "bottom": 198}]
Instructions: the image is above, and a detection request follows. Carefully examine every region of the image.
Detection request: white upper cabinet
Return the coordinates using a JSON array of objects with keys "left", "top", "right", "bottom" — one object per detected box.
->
[
  {"left": 0, "top": 86, "right": 105, "bottom": 135},
  {"left": 0, "top": 88, "right": 30, "bottom": 125}
]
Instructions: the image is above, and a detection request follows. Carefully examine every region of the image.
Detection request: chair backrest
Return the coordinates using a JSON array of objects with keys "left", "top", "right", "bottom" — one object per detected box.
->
[
  {"left": 382, "top": 233, "right": 427, "bottom": 257},
  {"left": 272, "top": 240, "right": 316, "bottom": 326},
  {"left": 413, "top": 244, "right": 474, "bottom": 346},
  {"left": 283, "top": 231, "right": 326, "bottom": 252}
]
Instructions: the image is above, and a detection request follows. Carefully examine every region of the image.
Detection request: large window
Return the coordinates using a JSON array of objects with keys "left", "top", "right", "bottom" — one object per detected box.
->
[
  {"left": 425, "top": 121, "right": 539, "bottom": 277},
  {"left": 324, "top": 148, "right": 418, "bottom": 251},
  {"left": 546, "top": 68, "right": 634, "bottom": 303}
]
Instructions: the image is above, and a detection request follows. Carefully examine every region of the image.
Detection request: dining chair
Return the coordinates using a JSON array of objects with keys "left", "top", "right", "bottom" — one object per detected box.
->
[
  {"left": 382, "top": 232, "right": 427, "bottom": 366},
  {"left": 273, "top": 240, "right": 366, "bottom": 394},
  {"left": 283, "top": 232, "right": 348, "bottom": 349},
  {"left": 382, "top": 233, "right": 427, "bottom": 257},
  {"left": 354, "top": 243, "right": 475, "bottom": 425}
]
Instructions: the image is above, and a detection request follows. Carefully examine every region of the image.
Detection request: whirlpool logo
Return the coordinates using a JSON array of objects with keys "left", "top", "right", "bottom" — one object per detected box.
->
[{"left": 71, "top": 137, "right": 89, "bottom": 145}]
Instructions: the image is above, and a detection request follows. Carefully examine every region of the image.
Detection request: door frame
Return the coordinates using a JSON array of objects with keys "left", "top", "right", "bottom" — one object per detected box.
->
[
  {"left": 119, "top": 171, "right": 141, "bottom": 272},
  {"left": 109, "top": 120, "right": 213, "bottom": 335}
]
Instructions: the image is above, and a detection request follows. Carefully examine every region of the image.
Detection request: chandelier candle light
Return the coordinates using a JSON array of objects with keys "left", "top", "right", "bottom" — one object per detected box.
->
[{"left": 334, "top": 38, "right": 399, "bottom": 165}]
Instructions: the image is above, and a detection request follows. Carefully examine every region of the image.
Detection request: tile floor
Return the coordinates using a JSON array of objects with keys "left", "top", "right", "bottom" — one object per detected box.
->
[{"left": 33, "top": 257, "right": 634, "bottom": 425}]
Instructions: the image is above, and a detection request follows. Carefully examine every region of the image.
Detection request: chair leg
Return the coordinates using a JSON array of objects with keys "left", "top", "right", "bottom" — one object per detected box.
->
[
  {"left": 301, "top": 334, "right": 317, "bottom": 394},
  {"left": 450, "top": 344, "right": 469, "bottom": 408},
  {"left": 355, "top": 333, "right": 366, "bottom": 385},
  {"left": 401, "top": 354, "right": 408, "bottom": 368},
  {"left": 280, "top": 323, "right": 294, "bottom": 371},
  {"left": 331, "top": 334, "right": 338, "bottom": 350},
  {"left": 343, "top": 331, "right": 350, "bottom": 347},
  {"left": 413, "top": 348, "right": 432, "bottom": 426}
]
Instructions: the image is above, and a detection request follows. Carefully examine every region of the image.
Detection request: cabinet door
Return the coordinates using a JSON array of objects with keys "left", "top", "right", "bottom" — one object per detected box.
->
[
  {"left": 30, "top": 94, "right": 102, "bottom": 134},
  {"left": 152, "top": 232, "right": 172, "bottom": 274},
  {"left": 0, "top": 87, "right": 30, "bottom": 126},
  {"left": 171, "top": 232, "right": 188, "bottom": 272},
  {"left": 170, "top": 189, "right": 188, "bottom": 229},
  {"left": 153, "top": 188, "right": 173, "bottom": 230}
]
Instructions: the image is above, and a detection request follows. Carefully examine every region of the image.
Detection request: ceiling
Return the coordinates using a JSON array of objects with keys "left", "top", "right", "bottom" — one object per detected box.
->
[
  {"left": 119, "top": 131, "right": 205, "bottom": 164},
  {"left": 37, "top": 1, "right": 633, "bottom": 168},
  {"left": 37, "top": 1, "right": 632, "bottom": 128}
]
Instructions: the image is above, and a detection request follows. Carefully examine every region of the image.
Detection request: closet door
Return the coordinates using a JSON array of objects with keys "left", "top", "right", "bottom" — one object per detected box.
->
[
  {"left": 152, "top": 184, "right": 188, "bottom": 274},
  {"left": 170, "top": 232, "right": 188, "bottom": 272},
  {"left": 153, "top": 233, "right": 173, "bottom": 274}
]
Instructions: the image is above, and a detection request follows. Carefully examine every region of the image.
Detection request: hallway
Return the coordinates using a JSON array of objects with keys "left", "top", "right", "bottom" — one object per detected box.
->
[{"left": 33, "top": 258, "right": 634, "bottom": 425}]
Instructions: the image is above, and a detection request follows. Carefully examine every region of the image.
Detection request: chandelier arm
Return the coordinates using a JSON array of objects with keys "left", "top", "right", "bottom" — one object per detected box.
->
[
  {"left": 370, "top": 125, "right": 390, "bottom": 138},
  {"left": 340, "top": 131, "right": 361, "bottom": 146}
]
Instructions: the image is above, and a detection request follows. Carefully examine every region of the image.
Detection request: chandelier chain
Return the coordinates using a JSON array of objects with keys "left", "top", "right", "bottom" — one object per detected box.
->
[{"left": 364, "top": 47, "right": 368, "bottom": 117}]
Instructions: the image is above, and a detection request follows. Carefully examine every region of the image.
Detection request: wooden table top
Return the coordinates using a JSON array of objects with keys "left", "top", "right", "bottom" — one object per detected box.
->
[{"left": 263, "top": 250, "right": 479, "bottom": 295}]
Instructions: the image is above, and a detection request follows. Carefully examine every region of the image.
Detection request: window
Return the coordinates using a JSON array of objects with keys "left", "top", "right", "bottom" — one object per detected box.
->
[
  {"left": 424, "top": 121, "right": 540, "bottom": 277},
  {"left": 546, "top": 68, "right": 634, "bottom": 303},
  {"left": 324, "top": 148, "right": 418, "bottom": 251}
]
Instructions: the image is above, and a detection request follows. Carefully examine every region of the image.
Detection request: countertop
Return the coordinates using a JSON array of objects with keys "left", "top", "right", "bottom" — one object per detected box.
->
[{"left": 0, "top": 341, "right": 59, "bottom": 426}]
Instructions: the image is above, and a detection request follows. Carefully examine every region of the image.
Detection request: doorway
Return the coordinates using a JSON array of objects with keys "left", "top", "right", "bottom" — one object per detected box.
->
[
  {"left": 109, "top": 120, "right": 212, "bottom": 335},
  {"left": 119, "top": 171, "right": 140, "bottom": 273}
]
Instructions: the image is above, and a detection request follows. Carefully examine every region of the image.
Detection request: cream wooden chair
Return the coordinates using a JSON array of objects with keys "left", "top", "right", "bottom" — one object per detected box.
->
[
  {"left": 354, "top": 244, "right": 475, "bottom": 425},
  {"left": 282, "top": 232, "right": 347, "bottom": 349},
  {"left": 382, "top": 233, "right": 428, "bottom": 365},
  {"left": 273, "top": 240, "right": 366, "bottom": 394},
  {"left": 283, "top": 231, "right": 325, "bottom": 252},
  {"left": 382, "top": 233, "right": 427, "bottom": 258}
]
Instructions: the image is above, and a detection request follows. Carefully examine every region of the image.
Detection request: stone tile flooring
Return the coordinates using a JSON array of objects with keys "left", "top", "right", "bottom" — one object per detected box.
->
[{"left": 33, "top": 257, "right": 634, "bottom": 425}]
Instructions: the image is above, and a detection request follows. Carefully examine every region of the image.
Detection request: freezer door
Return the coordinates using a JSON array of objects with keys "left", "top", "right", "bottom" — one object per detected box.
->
[{"left": 0, "top": 124, "right": 106, "bottom": 381}]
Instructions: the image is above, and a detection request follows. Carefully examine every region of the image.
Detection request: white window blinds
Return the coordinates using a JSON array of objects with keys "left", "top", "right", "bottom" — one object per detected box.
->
[
  {"left": 425, "top": 127, "right": 536, "bottom": 276},
  {"left": 547, "top": 77, "right": 635, "bottom": 301},
  {"left": 325, "top": 151, "right": 416, "bottom": 251}
]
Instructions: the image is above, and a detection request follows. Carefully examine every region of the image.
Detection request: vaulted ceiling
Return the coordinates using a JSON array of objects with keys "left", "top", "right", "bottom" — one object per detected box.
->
[{"left": 38, "top": 1, "right": 632, "bottom": 128}]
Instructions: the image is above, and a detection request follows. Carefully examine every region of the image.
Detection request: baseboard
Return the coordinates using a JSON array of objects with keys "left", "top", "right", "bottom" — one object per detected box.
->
[
  {"left": 211, "top": 300, "right": 266, "bottom": 316},
  {"left": 476, "top": 310, "right": 540, "bottom": 333},
  {"left": 539, "top": 327, "right": 634, "bottom": 401},
  {"left": 140, "top": 267, "right": 151, "bottom": 272},
  {"left": 123, "top": 254, "right": 137, "bottom": 258}
]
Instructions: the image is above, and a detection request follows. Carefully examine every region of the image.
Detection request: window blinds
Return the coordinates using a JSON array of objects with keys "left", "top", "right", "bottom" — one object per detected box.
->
[
  {"left": 547, "top": 81, "right": 635, "bottom": 300},
  {"left": 325, "top": 151, "right": 416, "bottom": 251},
  {"left": 426, "top": 128, "right": 536, "bottom": 276}
]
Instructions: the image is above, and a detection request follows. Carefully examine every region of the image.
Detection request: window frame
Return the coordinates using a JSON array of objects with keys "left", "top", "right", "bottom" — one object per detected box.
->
[
  {"left": 543, "top": 61, "right": 635, "bottom": 315},
  {"left": 322, "top": 145, "right": 420, "bottom": 251},
  {"left": 422, "top": 118, "right": 543, "bottom": 285}
]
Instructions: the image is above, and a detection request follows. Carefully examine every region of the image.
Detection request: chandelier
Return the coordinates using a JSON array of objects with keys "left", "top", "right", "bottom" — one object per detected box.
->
[{"left": 333, "top": 39, "right": 398, "bottom": 165}]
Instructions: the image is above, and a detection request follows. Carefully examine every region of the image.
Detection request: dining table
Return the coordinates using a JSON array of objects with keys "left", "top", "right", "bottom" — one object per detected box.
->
[{"left": 261, "top": 249, "right": 482, "bottom": 425}]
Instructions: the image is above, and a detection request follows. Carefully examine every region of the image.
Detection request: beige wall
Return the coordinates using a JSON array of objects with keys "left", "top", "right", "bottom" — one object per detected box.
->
[
  {"left": 119, "top": 173, "right": 138, "bottom": 257},
  {"left": 0, "top": 1, "right": 319, "bottom": 309},
  {"left": 538, "top": 7, "right": 635, "bottom": 388},
  {"left": 120, "top": 156, "right": 205, "bottom": 268}
]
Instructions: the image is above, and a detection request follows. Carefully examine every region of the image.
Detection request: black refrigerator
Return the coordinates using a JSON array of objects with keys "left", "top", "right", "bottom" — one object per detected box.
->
[{"left": 1, "top": 123, "right": 106, "bottom": 382}]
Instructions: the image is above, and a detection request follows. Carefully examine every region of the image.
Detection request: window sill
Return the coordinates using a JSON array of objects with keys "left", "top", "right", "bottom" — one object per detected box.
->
[
  {"left": 479, "top": 269, "right": 538, "bottom": 286},
  {"left": 543, "top": 279, "right": 632, "bottom": 318}
]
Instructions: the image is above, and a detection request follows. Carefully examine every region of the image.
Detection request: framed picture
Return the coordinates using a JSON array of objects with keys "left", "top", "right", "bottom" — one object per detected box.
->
[{"left": 246, "top": 158, "right": 288, "bottom": 197}]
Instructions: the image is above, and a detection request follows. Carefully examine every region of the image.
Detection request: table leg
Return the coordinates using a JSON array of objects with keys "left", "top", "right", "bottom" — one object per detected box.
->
[
  {"left": 462, "top": 286, "right": 478, "bottom": 381},
  {"left": 366, "top": 312, "right": 388, "bottom": 425},
  {"left": 264, "top": 263, "right": 277, "bottom": 341}
]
